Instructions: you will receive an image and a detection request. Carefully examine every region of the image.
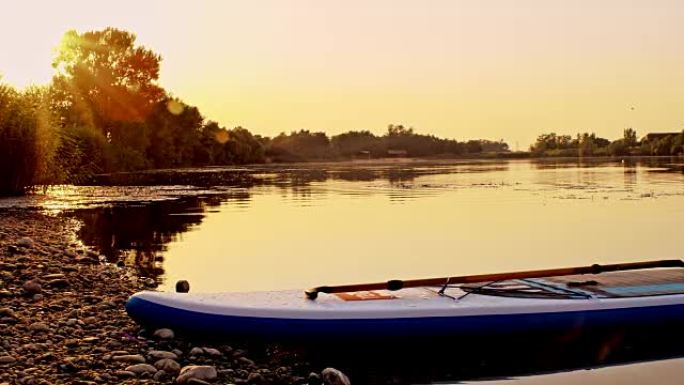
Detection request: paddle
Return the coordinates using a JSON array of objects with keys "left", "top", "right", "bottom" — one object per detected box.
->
[{"left": 304, "top": 259, "right": 684, "bottom": 300}]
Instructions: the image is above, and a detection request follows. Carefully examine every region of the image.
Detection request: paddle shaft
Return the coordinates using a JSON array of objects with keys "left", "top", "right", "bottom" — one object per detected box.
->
[{"left": 305, "top": 259, "right": 684, "bottom": 300}]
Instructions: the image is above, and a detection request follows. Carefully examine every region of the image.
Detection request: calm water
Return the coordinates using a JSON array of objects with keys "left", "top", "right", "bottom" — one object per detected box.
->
[
  {"left": 3, "top": 157, "right": 684, "bottom": 383},
  {"left": 32, "top": 158, "right": 684, "bottom": 294}
]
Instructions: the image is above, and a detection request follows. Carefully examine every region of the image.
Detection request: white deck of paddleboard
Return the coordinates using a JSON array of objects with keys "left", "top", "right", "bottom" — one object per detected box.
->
[{"left": 131, "top": 286, "right": 684, "bottom": 320}]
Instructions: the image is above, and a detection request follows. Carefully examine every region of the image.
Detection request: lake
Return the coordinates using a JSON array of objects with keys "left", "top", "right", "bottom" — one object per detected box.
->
[{"left": 4, "top": 157, "right": 684, "bottom": 383}]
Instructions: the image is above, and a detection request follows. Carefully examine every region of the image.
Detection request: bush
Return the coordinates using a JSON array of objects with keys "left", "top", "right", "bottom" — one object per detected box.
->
[
  {"left": 56, "top": 125, "right": 110, "bottom": 182},
  {"left": 0, "top": 84, "right": 58, "bottom": 195},
  {"left": 607, "top": 139, "right": 628, "bottom": 156}
]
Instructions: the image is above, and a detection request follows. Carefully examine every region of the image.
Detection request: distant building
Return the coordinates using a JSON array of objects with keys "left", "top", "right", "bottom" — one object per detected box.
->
[
  {"left": 641, "top": 132, "right": 680, "bottom": 143},
  {"left": 354, "top": 150, "right": 371, "bottom": 159},
  {"left": 387, "top": 149, "right": 408, "bottom": 157}
]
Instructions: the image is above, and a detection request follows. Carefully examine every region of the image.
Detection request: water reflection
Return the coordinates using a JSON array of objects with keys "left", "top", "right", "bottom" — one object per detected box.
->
[
  {"left": 308, "top": 324, "right": 684, "bottom": 384},
  {"left": 71, "top": 192, "right": 250, "bottom": 280}
]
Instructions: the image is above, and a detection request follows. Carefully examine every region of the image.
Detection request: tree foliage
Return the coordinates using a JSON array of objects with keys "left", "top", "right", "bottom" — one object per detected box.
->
[
  {"left": 624, "top": 128, "right": 638, "bottom": 147},
  {"left": 52, "top": 28, "right": 164, "bottom": 129},
  {"left": 530, "top": 132, "right": 613, "bottom": 156},
  {"left": 0, "top": 84, "right": 58, "bottom": 194}
]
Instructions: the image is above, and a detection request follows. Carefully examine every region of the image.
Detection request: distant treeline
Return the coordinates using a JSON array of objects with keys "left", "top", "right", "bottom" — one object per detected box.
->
[
  {"left": 530, "top": 129, "right": 684, "bottom": 157},
  {"left": 0, "top": 28, "right": 508, "bottom": 195},
  {"left": 269, "top": 125, "right": 508, "bottom": 162}
]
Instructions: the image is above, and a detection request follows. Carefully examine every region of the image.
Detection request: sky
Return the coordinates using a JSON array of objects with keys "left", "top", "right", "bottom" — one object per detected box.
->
[{"left": 1, "top": 0, "right": 683, "bottom": 148}]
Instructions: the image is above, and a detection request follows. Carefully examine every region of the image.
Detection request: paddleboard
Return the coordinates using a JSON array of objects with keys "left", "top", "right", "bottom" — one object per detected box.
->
[{"left": 126, "top": 268, "right": 684, "bottom": 339}]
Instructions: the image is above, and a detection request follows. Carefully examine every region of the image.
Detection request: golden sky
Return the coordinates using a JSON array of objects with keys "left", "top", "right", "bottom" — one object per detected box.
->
[{"left": 1, "top": 0, "right": 683, "bottom": 147}]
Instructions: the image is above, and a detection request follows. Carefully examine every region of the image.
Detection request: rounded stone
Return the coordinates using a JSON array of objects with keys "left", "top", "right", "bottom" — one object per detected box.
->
[
  {"left": 321, "top": 368, "right": 351, "bottom": 385},
  {"left": 22, "top": 280, "right": 42, "bottom": 295},
  {"left": 148, "top": 350, "right": 178, "bottom": 360},
  {"left": 154, "top": 358, "right": 181, "bottom": 373},
  {"left": 125, "top": 363, "right": 158, "bottom": 376},
  {"left": 175, "top": 280, "right": 190, "bottom": 293},
  {"left": 308, "top": 372, "right": 322, "bottom": 385},
  {"left": 29, "top": 322, "right": 50, "bottom": 333},
  {"left": 17, "top": 237, "right": 34, "bottom": 248},
  {"left": 202, "top": 347, "right": 221, "bottom": 357},
  {"left": 153, "top": 328, "right": 175, "bottom": 339},
  {"left": 247, "top": 372, "right": 265, "bottom": 384},
  {"left": 0, "top": 308, "right": 17, "bottom": 319},
  {"left": 112, "top": 354, "right": 146, "bottom": 364},
  {"left": 153, "top": 370, "right": 170, "bottom": 381},
  {"left": 175, "top": 365, "right": 218, "bottom": 384},
  {"left": 0, "top": 355, "right": 16, "bottom": 364},
  {"left": 114, "top": 370, "right": 136, "bottom": 378}
]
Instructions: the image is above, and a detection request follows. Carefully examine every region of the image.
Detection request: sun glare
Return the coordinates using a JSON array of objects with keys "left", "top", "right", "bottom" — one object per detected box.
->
[
  {"left": 0, "top": 24, "right": 57, "bottom": 89},
  {"left": 0, "top": 63, "right": 54, "bottom": 90}
]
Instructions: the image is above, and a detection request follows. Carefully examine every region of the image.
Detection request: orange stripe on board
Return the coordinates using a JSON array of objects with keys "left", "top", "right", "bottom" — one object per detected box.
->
[{"left": 335, "top": 291, "right": 397, "bottom": 301}]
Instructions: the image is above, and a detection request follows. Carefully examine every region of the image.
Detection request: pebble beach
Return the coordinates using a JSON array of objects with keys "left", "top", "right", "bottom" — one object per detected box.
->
[{"left": 0, "top": 210, "right": 349, "bottom": 385}]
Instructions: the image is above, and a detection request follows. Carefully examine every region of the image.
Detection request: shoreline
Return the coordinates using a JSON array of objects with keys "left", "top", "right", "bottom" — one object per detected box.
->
[
  {"left": 0, "top": 210, "right": 342, "bottom": 385},
  {"left": 77, "top": 155, "right": 683, "bottom": 188}
]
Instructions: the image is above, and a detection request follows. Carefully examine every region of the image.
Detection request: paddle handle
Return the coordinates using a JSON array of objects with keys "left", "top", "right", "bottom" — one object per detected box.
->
[{"left": 304, "top": 259, "right": 684, "bottom": 300}]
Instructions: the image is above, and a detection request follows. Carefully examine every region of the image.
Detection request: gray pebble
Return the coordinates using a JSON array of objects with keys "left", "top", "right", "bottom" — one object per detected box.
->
[
  {"left": 153, "top": 328, "right": 175, "bottom": 339},
  {"left": 202, "top": 347, "right": 222, "bottom": 357},
  {"left": 0, "top": 355, "right": 16, "bottom": 364},
  {"left": 112, "top": 354, "right": 146, "bottom": 364},
  {"left": 308, "top": 372, "right": 322, "bottom": 385},
  {"left": 22, "top": 280, "right": 42, "bottom": 295},
  {"left": 153, "top": 370, "right": 170, "bottom": 381},
  {"left": 148, "top": 350, "right": 178, "bottom": 360},
  {"left": 321, "top": 368, "right": 351, "bottom": 385},
  {"left": 17, "top": 237, "right": 34, "bottom": 248},
  {"left": 154, "top": 358, "right": 181, "bottom": 373},
  {"left": 189, "top": 347, "right": 204, "bottom": 356},
  {"left": 113, "top": 370, "right": 136, "bottom": 379},
  {"left": 176, "top": 365, "right": 218, "bottom": 384},
  {"left": 29, "top": 322, "right": 50, "bottom": 333},
  {"left": 238, "top": 357, "right": 256, "bottom": 367},
  {"left": 125, "top": 363, "right": 158, "bottom": 375},
  {"left": 247, "top": 372, "right": 265, "bottom": 384},
  {"left": 0, "top": 308, "right": 17, "bottom": 319}
]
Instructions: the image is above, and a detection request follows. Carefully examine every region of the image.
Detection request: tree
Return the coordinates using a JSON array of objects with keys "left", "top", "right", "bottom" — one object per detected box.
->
[
  {"left": 146, "top": 98, "right": 203, "bottom": 168},
  {"left": 224, "top": 126, "right": 265, "bottom": 164},
  {"left": 530, "top": 133, "right": 569, "bottom": 154},
  {"left": 607, "top": 139, "right": 628, "bottom": 156},
  {"left": 387, "top": 124, "right": 414, "bottom": 136},
  {"left": 52, "top": 28, "right": 165, "bottom": 131},
  {"left": 479, "top": 139, "right": 510, "bottom": 152},
  {"left": 624, "top": 128, "right": 637, "bottom": 147},
  {"left": 465, "top": 140, "right": 483, "bottom": 154},
  {"left": 331, "top": 130, "right": 383, "bottom": 157},
  {"left": 195, "top": 121, "right": 228, "bottom": 165},
  {"left": 671, "top": 131, "right": 684, "bottom": 155},
  {"left": 268, "top": 130, "right": 331, "bottom": 160},
  {"left": 653, "top": 135, "right": 674, "bottom": 156}
]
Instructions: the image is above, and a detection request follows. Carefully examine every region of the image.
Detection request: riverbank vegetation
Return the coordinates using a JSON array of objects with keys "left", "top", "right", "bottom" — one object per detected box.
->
[
  {"left": 530, "top": 128, "right": 684, "bottom": 157},
  {"left": 1, "top": 27, "right": 682, "bottom": 195}
]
